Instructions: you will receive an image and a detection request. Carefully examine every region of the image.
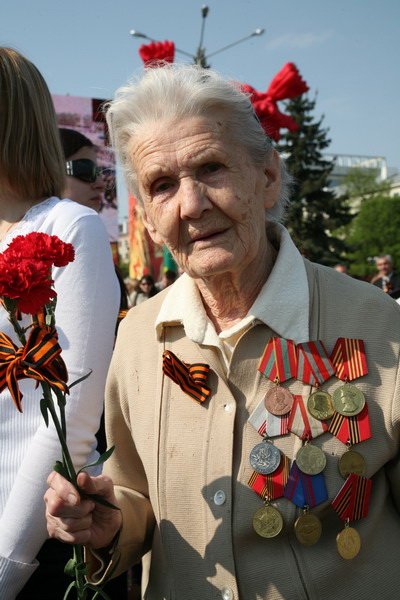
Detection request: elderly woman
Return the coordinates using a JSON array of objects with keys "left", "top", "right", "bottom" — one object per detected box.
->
[{"left": 46, "top": 64, "right": 400, "bottom": 600}]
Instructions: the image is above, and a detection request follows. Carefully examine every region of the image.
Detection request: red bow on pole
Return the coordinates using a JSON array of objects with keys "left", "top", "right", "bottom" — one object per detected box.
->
[
  {"left": 243, "top": 62, "right": 309, "bottom": 141},
  {"left": 139, "top": 41, "right": 175, "bottom": 67}
]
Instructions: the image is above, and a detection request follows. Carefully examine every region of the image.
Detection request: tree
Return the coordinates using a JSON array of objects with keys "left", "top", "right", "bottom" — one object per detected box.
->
[
  {"left": 276, "top": 94, "right": 352, "bottom": 265},
  {"left": 342, "top": 167, "right": 391, "bottom": 202},
  {"left": 345, "top": 196, "right": 400, "bottom": 278}
]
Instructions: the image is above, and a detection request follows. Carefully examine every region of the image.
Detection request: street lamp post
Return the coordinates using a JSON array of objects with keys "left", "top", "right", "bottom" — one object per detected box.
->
[{"left": 130, "top": 5, "right": 264, "bottom": 68}]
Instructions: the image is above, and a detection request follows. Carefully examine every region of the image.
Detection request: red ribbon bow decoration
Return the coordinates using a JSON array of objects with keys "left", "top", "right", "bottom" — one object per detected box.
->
[
  {"left": 139, "top": 41, "right": 175, "bottom": 67},
  {"left": 162, "top": 350, "right": 211, "bottom": 404},
  {"left": 242, "top": 62, "right": 309, "bottom": 141},
  {"left": 0, "top": 326, "right": 68, "bottom": 412}
]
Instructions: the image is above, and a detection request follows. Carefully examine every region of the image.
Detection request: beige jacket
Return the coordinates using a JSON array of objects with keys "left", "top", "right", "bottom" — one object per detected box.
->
[{"left": 94, "top": 260, "right": 400, "bottom": 600}]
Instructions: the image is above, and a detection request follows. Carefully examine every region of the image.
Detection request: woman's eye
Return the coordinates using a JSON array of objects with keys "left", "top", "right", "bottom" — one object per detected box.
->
[
  {"left": 203, "top": 162, "right": 222, "bottom": 175},
  {"left": 153, "top": 180, "right": 173, "bottom": 194}
]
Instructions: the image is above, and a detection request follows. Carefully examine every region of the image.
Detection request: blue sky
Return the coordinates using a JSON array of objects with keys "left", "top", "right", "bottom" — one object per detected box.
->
[{"left": 2, "top": 0, "right": 399, "bottom": 217}]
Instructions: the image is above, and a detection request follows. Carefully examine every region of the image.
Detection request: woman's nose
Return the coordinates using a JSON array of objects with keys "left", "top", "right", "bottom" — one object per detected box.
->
[{"left": 178, "top": 178, "right": 212, "bottom": 220}]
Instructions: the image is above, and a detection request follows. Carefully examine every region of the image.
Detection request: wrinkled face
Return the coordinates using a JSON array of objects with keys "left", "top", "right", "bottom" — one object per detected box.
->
[
  {"left": 64, "top": 146, "right": 105, "bottom": 212},
  {"left": 131, "top": 115, "right": 279, "bottom": 280},
  {"left": 376, "top": 258, "right": 392, "bottom": 277}
]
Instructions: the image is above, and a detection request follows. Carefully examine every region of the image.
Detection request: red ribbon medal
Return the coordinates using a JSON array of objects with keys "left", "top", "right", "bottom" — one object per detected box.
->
[
  {"left": 248, "top": 454, "right": 290, "bottom": 500},
  {"left": 331, "top": 473, "right": 372, "bottom": 521},
  {"left": 296, "top": 341, "right": 335, "bottom": 386},
  {"left": 330, "top": 338, "right": 368, "bottom": 381},
  {"left": 258, "top": 337, "right": 297, "bottom": 381},
  {"left": 288, "top": 395, "right": 328, "bottom": 440},
  {"left": 328, "top": 338, "right": 371, "bottom": 443},
  {"left": 328, "top": 404, "right": 371, "bottom": 444}
]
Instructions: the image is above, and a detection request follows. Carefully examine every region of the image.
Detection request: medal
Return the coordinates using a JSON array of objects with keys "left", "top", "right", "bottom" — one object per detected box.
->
[
  {"left": 332, "top": 382, "right": 365, "bottom": 417},
  {"left": 258, "top": 337, "right": 297, "bottom": 382},
  {"left": 307, "top": 389, "right": 334, "bottom": 421},
  {"left": 330, "top": 338, "right": 368, "bottom": 381},
  {"left": 249, "top": 441, "right": 281, "bottom": 475},
  {"left": 296, "top": 341, "right": 335, "bottom": 387},
  {"left": 336, "top": 522, "right": 361, "bottom": 559},
  {"left": 296, "top": 443, "right": 326, "bottom": 476},
  {"left": 264, "top": 384, "right": 293, "bottom": 416},
  {"left": 258, "top": 338, "right": 296, "bottom": 415},
  {"left": 331, "top": 473, "right": 372, "bottom": 559},
  {"left": 288, "top": 395, "right": 328, "bottom": 440},
  {"left": 294, "top": 507, "right": 322, "bottom": 546},
  {"left": 252, "top": 503, "right": 283, "bottom": 538},
  {"left": 248, "top": 397, "right": 290, "bottom": 437},
  {"left": 328, "top": 403, "right": 371, "bottom": 444},
  {"left": 338, "top": 445, "right": 366, "bottom": 478},
  {"left": 284, "top": 461, "right": 328, "bottom": 508},
  {"left": 248, "top": 455, "right": 290, "bottom": 500}
]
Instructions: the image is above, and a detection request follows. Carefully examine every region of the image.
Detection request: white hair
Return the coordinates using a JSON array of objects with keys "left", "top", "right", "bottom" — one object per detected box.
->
[{"left": 106, "top": 62, "right": 292, "bottom": 222}]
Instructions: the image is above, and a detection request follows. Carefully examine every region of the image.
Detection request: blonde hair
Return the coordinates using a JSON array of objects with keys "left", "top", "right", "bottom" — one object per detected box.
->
[
  {"left": 0, "top": 47, "right": 65, "bottom": 200},
  {"left": 106, "top": 62, "right": 292, "bottom": 222}
]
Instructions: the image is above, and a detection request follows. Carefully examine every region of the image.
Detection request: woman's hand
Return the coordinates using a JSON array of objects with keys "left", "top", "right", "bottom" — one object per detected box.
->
[{"left": 44, "top": 471, "right": 122, "bottom": 549}]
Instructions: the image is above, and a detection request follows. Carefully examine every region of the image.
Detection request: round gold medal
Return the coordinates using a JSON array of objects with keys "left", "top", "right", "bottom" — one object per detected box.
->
[
  {"left": 338, "top": 449, "right": 366, "bottom": 479},
  {"left": 264, "top": 386, "right": 293, "bottom": 415},
  {"left": 332, "top": 382, "right": 365, "bottom": 417},
  {"left": 336, "top": 526, "right": 361, "bottom": 559},
  {"left": 296, "top": 444, "right": 326, "bottom": 475},
  {"left": 307, "top": 390, "right": 334, "bottom": 421},
  {"left": 294, "top": 513, "right": 322, "bottom": 546},
  {"left": 253, "top": 505, "right": 283, "bottom": 538}
]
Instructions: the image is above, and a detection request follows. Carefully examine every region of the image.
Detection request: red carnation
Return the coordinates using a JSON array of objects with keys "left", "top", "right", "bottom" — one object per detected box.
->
[
  {"left": 0, "top": 255, "right": 56, "bottom": 314},
  {"left": 5, "top": 233, "right": 75, "bottom": 267},
  {"left": 139, "top": 41, "right": 175, "bottom": 67}
]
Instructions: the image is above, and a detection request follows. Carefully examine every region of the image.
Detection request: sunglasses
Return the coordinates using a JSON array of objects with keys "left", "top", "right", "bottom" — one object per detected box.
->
[{"left": 65, "top": 159, "right": 103, "bottom": 183}]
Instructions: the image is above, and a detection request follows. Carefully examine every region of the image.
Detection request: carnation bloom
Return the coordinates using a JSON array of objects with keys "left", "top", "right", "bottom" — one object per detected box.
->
[
  {"left": 0, "top": 254, "right": 56, "bottom": 314},
  {"left": 5, "top": 232, "right": 75, "bottom": 267}
]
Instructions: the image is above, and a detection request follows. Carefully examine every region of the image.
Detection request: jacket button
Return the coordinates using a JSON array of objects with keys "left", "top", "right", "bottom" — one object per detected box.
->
[
  {"left": 221, "top": 587, "right": 233, "bottom": 600},
  {"left": 213, "top": 490, "right": 226, "bottom": 505},
  {"left": 224, "top": 403, "right": 233, "bottom": 413}
]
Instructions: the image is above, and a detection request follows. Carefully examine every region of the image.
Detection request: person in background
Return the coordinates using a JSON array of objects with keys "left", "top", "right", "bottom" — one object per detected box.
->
[
  {"left": 333, "top": 264, "right": 349, "bottom": 275},
  {"left": 0, "top": 47, "right": 120, "bottom": 599},
  {"left": 59, "top": 127, "right": 129, "bottom": 316},
  {"left": 156, "top": 269, "right": 177, "bottom": 291},
  {"left": 372, "top": 254, "right": 400, "bottom": 298},
  {"left": 131, "top": 274, "right": 157, "bottom": 306}
]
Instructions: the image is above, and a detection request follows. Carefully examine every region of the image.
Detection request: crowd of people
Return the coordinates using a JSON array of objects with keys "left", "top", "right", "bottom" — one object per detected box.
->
[{"left": 1, "top": 46, "right": 400, "bottom": 600}]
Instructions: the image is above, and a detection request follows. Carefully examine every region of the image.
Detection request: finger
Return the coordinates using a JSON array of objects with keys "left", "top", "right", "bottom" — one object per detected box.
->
[
  {"left": 44, "top": 491, "right": 95, "bottom": 519},
  {"left": 77, "top": 472, "right": 115, "bottom": 501},
  {"left": 47, "top": 471, "right": 80, "bottom": 506}
]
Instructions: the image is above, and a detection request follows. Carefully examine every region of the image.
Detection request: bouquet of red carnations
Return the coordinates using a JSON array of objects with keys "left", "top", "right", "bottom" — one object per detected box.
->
[{"left": 0, "top": 232, "right": 116, "bottom": 600}]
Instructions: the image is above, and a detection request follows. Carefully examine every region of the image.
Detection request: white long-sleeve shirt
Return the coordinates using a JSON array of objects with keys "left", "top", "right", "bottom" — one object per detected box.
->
[{"left": 0, "top": 197, "right": 120, "bottom": 599}]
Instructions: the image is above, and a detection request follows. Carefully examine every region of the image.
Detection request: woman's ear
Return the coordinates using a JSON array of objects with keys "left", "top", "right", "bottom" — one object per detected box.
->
[
  {"left": 142, "top": 210, "right": 165, "bottom": 245},
  {"left": 263, "top": 149, "right": 281, "bottom": 210}
]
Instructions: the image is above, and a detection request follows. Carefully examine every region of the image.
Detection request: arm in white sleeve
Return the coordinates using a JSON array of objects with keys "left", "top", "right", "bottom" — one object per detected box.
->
[{"left": 0, "top": 213, "right": 120, "bottom": 597}]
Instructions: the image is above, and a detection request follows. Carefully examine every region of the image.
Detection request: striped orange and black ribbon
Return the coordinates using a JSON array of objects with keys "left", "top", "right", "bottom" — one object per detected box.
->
[
  {"left": 331, "top": 473, "right": 372, "bottom": 521},
  {"left": 328, "top": 404, "right": 371, "bottom": 444},
  {"left": 248, "top": 454, "right": 290, "bottom": 501},
  {"left": 0, "top": 326, "right": 68, "bottom": 412},
  {"left": 162, "top": 350, "right": 211, "bottom": 404}
]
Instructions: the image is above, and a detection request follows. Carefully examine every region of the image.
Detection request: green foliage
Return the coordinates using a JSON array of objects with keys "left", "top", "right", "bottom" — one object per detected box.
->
[
  {"left": 343, "top": 168, "right": 391, "bottom": 201},
  {"left": 118, "top": 261, "right": 130, "bottom": 278},
  {"left": 276, "top": 94, "right": 353, "bottom": 265},
  {"left": 345, "top": 196, "right": 400, "bottom": 278}
]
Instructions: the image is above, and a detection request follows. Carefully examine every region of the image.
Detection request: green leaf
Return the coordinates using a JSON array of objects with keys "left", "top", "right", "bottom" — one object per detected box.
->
[
  {"left": 69, "top": 370, "right": 92, "bottom": 390},
  {"left": 63, "top": 581, "right": 77, "bottom": 600},
  {"left": 77, "top": 446, "right": 115, "bottom": 475},
  {"left": 85, "top": 584, "right": 112, "bottom": 600},
  {"left": 40, "top": 397, "right": 49, "bottom": 427},
  {"left": 64, "top": 558, "right": 77, "bottom": 578},
  {"left": 83, "top": 492, "right": 120, "bottom": 511},
  {"left": 53, "top": 460, "right": 72, "bottom": 482}
]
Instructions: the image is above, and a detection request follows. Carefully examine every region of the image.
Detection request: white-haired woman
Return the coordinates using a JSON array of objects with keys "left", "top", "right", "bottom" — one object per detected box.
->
[
  {"left": 46, "top": 64, "right": 400, "bottom": 600},
  {"left": 0, "top": 48, "right": 120, "bottom": 599}
]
